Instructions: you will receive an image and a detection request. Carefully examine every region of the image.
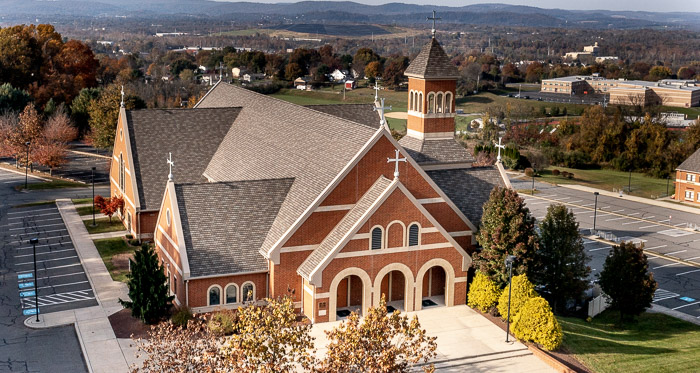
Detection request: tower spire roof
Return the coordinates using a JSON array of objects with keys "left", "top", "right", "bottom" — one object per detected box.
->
[{"left": 404, "top": 38, "right": 459, "bottom": 79}]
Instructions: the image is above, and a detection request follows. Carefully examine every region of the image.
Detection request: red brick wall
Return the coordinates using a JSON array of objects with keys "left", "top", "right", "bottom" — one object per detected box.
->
[
  {"left": 188, "top": 272, "right": 267, "bottom": 308},
  {"left": 387, "top": 222, "right": 404, "bottom": 248},
  {"left": 406, "top": 77, "right": 457, "bottom": 135},
  {"left": 676, "top": 170, "right": 700, "bottom": 205}
]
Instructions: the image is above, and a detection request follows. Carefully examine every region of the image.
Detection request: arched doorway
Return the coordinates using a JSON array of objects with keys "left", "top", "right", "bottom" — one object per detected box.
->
[
  {"left": 379, "top": 270, "right": 408, "bottom": 312},
  {"left": 335, "top": 275, "right": 364, "bottom": 319},
  {"left": 420, "top": 266, "right": 446, "bottom": 308},
  {"left": 329, "top": 267, "right": 372, "bottom": 322}
]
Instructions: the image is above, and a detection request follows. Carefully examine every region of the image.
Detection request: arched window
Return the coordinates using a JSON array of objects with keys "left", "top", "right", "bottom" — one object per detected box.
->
[
  {"left": 118, "top": 153, "right": 125, "bottom": 191},
  {"left": 371, "top": 226, "right": 383, "bottom": 250},
  {"left": 445, "top": 92, "right": 453, "bottom": 113},
  {"left": 418, "top": 93, "right": 423, "bottom": 112},
  {"left": 242, "top": 282, "right": 255, "bottom": 302},
  {"left": 436, "top": 93, "right": 443, "bottom": 113},
  {"left": 408, "top": 223, "right": 420, "bottom": 246},
  {"left": 409, "top": 91, "right": 414, "bottom": 111},
  {"left": 208, "top": 286, "right": 221, "bottom": 306},
  {"left": 225, "top": 284, "right": 238, "bottom": 304},
  {"left": 427, "top": 93, "right": 435, "bottom": 113}
]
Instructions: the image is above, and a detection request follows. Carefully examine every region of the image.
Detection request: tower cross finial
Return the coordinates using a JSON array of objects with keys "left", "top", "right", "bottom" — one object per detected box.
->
[
  {"left": 387, "top": 149, "right": 407, "bottom": 179},
  {"left": 427, "top": 10, "right": 441, "bottom": 37},
  {"left": 373, "top": 82, "right": 381, "bottom": 102},
  {"left": 373, "top": 97, "right": 392, "bottom": 130},
  {"left": 167, "top": 152, "right": 175, "bottom": 181},
  {"left": 120, "top": 85, "right": 125, "bottom": 108},
  {"left": 495, "top": 137, "right": 506, "bottom": 163},
  {"left": 219, "top": 61, "right": 223, "bottom": 82}
]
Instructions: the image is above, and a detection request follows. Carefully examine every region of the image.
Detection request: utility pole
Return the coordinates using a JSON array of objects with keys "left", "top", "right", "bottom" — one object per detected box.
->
[{"left": 505, "top": 255, "right": 516, "bottom": 343}]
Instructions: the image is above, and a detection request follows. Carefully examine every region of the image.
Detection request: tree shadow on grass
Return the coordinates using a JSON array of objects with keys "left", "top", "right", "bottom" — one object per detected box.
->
[{"left": 457, "top": 96, "right": 494, "bottom": 105}]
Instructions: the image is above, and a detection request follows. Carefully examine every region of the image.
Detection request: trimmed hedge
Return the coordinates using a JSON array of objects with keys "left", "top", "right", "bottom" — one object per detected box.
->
[
  {"left": 497, "top": 274, "right": 537, "bottom": 322},
  {"left": 467, "top": 272, "right": 501, "bottom": 313},
  {"left": 511, "top": 296, "right": 563, "bottom": 351}
]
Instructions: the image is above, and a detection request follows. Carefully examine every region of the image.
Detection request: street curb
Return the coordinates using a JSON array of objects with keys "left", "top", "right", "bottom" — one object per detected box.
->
[
  {"left": 527, "top": 345, "right": 577, "bottom": 373},
  {"left": 648, "top": 304, "right": 700, "bottom": 326},
  {"left": 0, "top": 163, "right": 47, "bottom": 181}
]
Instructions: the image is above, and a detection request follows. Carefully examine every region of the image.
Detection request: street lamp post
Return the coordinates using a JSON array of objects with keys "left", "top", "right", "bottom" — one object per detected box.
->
[
  {"left": 91, "top": 166, "right": 97, "bottom": 227},
  {"left": 505, "top": 255, "right": 516, "bottom": 343},
  {"left": 593, "top": 192, "right": 600, "bottom": 231},
  {"left": 24, "top": 141, "right": 30, "bottom": 190},
  {"left": 30, "top": 237, "right": 39, "bottom": 321},
  {"left": 531, "top": 163, "right": 536, "bottom": 195}
]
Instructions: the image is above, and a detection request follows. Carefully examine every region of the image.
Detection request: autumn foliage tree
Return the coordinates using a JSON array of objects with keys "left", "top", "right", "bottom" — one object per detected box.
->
[
  {"left": 94, "top": 195, "right": 124, "bottom": 222},
  {"left": 34, "top": 109, "right": 78, "bottom": 174},
  {"left": 87, "top": 84, "right": 145, "bottom": 148},
  {"left": 319, "top": 296, "right": 437, "bottom": 373},
  {"left": 474, "top": 187, "right": 539, "bottom": 288}
]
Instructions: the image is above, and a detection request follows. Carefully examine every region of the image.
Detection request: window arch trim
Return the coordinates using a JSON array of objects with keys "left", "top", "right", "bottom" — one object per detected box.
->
[
  {"left": 407, "top": 222, "right": 421, "bottom": 247},
  {"left": 224, "top": 283, "right": 239, "bottom": 304},
  {"left": 385, "top": 220, "right": 406, "bottom": 248},
  {"left": 241, "top": 281, "right": 256, "bottom": 303},
  {"left": 207, "top": 285, "right": 222, "bottom": 306},
  {"left": 370, "top": 225, "right": 384, "bottom": 250}
]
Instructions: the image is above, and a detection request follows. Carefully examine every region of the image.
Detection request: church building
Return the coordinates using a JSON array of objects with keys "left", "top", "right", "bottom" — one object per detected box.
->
[{"left": 109, "top": 34, "right": 510, "bottom": 323}]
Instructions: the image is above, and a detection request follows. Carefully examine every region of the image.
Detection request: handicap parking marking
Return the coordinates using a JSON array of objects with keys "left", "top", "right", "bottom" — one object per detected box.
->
[
  {"left": 653, "top": 289, "right": 680, "bottom": 302},
  {"left": 658, "top": 229, "right": 695, "bottom": 237},
  {"left": 21, "top": 290, "right": 95, "bottom": 308},
  {"left": 22, "top": 308, "right": 39, "bottom": 316},
  {"left": 17, "top": 273, "right": 33, "bottom": 280},
  {"left": 20, "top": 290, "right": 36, "bottom": 297},
  {"left": 18, "top": 282, "right": 34, "bottom": 289}
]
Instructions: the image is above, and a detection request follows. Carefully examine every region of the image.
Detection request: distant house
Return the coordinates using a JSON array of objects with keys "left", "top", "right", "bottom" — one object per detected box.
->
[
  {"left": 330, "top": 69, "right": 349, "bottom": 82},
  {"left": 232, "top": 67, "right": 249, "bottom": 79},
  {"left": 345, "top": 80, "right": 356, "bottom": 90},
  {"left": 675, "top": 148, "right": 700, "bottom": 205},
  {"left": 294, "top": 77, "right": 311, "bottom": 90},
  {"left": 243, "top": 73, "right": 265, "bottom": 82}
]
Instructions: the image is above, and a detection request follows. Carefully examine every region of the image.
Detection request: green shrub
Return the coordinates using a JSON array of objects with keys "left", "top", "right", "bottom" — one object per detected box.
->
[
  {"left": 128, "top": 239, "right": 140, "bottom": 246},
  {"left": 467, "top": 272, "right": 502, "bottom": 313},
  {"left": 511, "top": 296, "right": 563, "bottom": 351},
  {"left": 551, "top": 169, "right": 560, "bottom": 176},
  {"left": 171, "top": 306, "right": 193, "bottom": 328},
  {"left": 524, "top": 168, "right": 535, "bottom": 177},
  {"left": 125, "top": 234, "right": 133, "bottom": 240},
  {"left": 207, "top": 309, "right": 238, "bottom": 336},
  {"left": 497, "top": 274, "right": 537, "bottom": 322}
]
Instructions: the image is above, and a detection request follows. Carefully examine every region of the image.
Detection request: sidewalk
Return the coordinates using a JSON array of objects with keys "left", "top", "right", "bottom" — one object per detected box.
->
[
  {"left": 25, "top": 198, "right": 130, "bottom": 373},
  {"left": 90, "top": 230, "right": 130, "bottom": 240}
]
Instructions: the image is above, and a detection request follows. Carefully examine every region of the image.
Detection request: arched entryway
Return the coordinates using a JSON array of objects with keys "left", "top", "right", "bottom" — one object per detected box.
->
[
  {"left": 373, "top": 263, "right": 414, "bottom": 313},
  {"left": 414, "top": 258, "right": 456, "bottom": 311},
  {"left": 328, "top": 267, "right": 372, "bottom": 322}
]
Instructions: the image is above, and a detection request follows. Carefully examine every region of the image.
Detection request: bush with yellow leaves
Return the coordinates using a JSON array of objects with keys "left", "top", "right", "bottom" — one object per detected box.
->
[
  {"left": 467, "top": 271, "right": 501, "bottom": 313},
  {"left": 511, "top": 296, "right": 563, "bottom": 351},
  {"left": 497, "top": 274, "right": 537, "bottom": 322}
]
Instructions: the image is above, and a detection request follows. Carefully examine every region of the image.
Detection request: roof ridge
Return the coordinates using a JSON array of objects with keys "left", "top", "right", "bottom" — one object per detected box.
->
[
  {"left": 175, "top": 177, "right": 296, "bottom": 187},
  {"left": 126, "top": 106, "right": 243, "bottom": 113}
]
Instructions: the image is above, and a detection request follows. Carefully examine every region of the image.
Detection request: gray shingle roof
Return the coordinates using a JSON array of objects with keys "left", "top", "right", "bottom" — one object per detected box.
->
[
  {"left": 175, "top": 179, "right": 294, "bottom": 278},
  {"left": 399, "top": 136, "right": 475, "bottom": 165},
  {"left": 426, "top": 166, "right": 505, "bottom": 227},
  {"left": 304, "top": 104, "right": 381, "bottom": 129},
  {"left": 404, "top": 38, "right": 459, "bottom": 79},
  {"left": 677, "top": 147, "right": 700, "bottom": 173},
  {"left": 298, "top": 176, "right": 394, "bottom": 280},
  {"left": 126, "top": 108, "right": 241, "bottom": 210},
  {"left": 195, "top": 82, "right": 377, "bottom": 257}
]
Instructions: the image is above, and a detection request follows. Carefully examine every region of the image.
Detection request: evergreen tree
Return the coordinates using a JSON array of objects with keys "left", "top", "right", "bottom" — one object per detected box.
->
[
  {"left": 599, "top": 241, "right": 657, "bottom": 323},
  {"left": 0, "top": 83, "right": 32, "bottom": 113},
  {"left": 120, "top": 243, "right": 173, "bottom": 324},
  {"left": 474, "top": 187, "right": 539, "bottom": 288},
  {"left": 532, "top": 204, "right": 591, "bottom": 313}
]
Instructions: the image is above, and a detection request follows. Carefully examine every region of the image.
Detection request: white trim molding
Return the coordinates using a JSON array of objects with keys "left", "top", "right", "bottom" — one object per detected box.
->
[{"left": 315, "top": 204, "right": 355, "bottom": 212}]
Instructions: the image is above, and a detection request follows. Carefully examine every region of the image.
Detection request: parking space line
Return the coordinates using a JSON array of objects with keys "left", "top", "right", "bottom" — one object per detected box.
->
[
  {"left": 14, "top": 242, "right": 72, "bottom": 251},
  {"left": 666, "top": 250, "right": 688, "bottom": 256},
  {"left": 621, "top": 220, "right": 645, "bottom": 225},
  {"left": 11, "top": 228, "right": 68, "bottom": 237},
  {"left": 9, "top": 223, "right": 66, "bottom": 230},
  {"left": 11, "top": 235, "right": 71, "bottom": 245},
  {"left": 672, "top": 301, "right": 700, "bottom": 310},
  {"left": 644, "top": 245, "right": 667, "bottom": 251},
  {"left": 581, "top": 203, "right": 594, "bottom": 207},
  {"left": 15, "top": 248, "right": 75, "bottom": 258},
  {"left": 653, "top": 262, "right": 682, "bottom": 269},
  {"left": 7, "top": 212, "right": 60, "bottom": 220},
  {"left": 611, "top": 209, "right": 625, "bottom": 213},
  {"left": 677, "top": 269, "right": 700, "bottom": 276},
  {"left": 589, "top": 246, "right": 611, "bottom": 252},
  {"left": 528, "top": 201, "right": 551, "bottom": 205},
  {"left": 4, "top": 217, "right": 63, "bottom": 226},
  {"left": 36, "top": 272, "right": 85, "bottom": 280},
  {"left": 627, "top": 212, "right": 641, "bottom": 216},
  {"left": 15, "top": 256, "right": 78, "bottom": 266},
  {"left": 605, "top": 217, "right": 627, "bottom": 221},
  {"left": 7, "top": 208, "right": 57, "bottom": 215},
  {"left": 640, "top": 225, "right": 659, "bottom": 229},
  {"left": 37, "top": 281, "right": 89, "bottom": 290}
]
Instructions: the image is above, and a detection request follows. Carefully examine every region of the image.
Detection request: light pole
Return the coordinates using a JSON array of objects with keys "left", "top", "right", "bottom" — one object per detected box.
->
[
  {"left": 24, "top": 141, "right": 30, "bottom": 190},
  {"left": 30, "top": 237, "right": 39, "bottom": 322},
  {"left": 531, "top": 163, "right": 536, "bottom": 195},
  {"left": 593, "top": 192, "right": 600, "bottom": 231},
  {"left": 505, "top": 255, "right": 516, "bottom": 343},
  {"left": 91, "top": 166, "right": 97, "bottom": 227},
  {"left": 666, "top": 176, "right": 670, "bottom": 197}
]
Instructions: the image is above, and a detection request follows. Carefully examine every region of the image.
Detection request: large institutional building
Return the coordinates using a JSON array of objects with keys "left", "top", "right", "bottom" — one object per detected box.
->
[
  {"left": 109, "top": 35, "right": 508, "bottom": 322},
  {"left": 675, "top": 148, "right": 700, "bottom": 206},
  {"left": 541, "top": 75, "right": 700, "bottom": 108}
]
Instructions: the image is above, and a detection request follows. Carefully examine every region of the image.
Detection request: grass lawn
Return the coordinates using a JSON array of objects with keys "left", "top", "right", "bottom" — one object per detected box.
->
[
  {"left": 15, "top": 179, "right": 86, "bottom": 191},
  {"left": 84, "top": 218, "right": 127, "bottom": 234},
  {"left": 271, "top": 87, "right": 408, "bottom": 112},
  {"left": 72, "top": 198, "right": 93, "bottom": 204},
  {"left": 76, "top": 205, "right": 98, "bottom": 216},
  {"left": 455, "top": 115, "right": 480, "bottom": 132},
  {"left": 560, "top": 310, "right": 700, "bottom": 373},
  {"left": 93, "top": 237, "right": 135, "bottom": 283},
  {"left": 455, "top": 91, "right": 588, "bottom": 116},
  {"left": 538, "top": 166, "right": 673, "bottom": 199},
  {"left": 12, "top": 200, "right": 55, "bottom": 208},
  {"left": 386, "top": 117, "right": 406, "bottom": 133}
]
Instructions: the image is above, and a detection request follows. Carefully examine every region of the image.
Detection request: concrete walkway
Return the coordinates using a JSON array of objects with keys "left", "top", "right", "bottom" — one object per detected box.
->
[
  {"left": 89, "top": 230, "right": 130, "bottom": 240},
  {"left": 310, "top": 306, "right": 555, "bottom": 372},
  {"left": 25, "top": 199, "right": 130, "bottom": 373}
]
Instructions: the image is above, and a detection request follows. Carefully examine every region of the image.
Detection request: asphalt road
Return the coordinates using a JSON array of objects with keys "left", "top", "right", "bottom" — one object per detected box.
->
[
  {"left": 0, "top": 168, "right": 108, "bottom": 372},
  {"left": 511, "top": 178, "right": 700, "bottom": 319},
  {"left": 505, "top": 91, "right": 608, "bottom": 106}
]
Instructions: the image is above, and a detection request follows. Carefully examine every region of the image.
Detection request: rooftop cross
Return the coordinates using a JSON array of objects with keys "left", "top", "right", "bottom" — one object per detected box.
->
[
  {"left": 373, "top": 83, "right": 381, "bottom": 102},
  {"left": 387, "top": 149, "right": 407, "bottom": 179},
  {"left": 373, "top": 97, "right": 392, "bottom": 130},
  {"left": 495, "top": 137, "right": 506, "bottom": 163},
  {"left": 427, "top": 10, "right": 441, "bottom": 38},
  {"left": 167, "top": 152, "right": 174, "bottom": 181},
  {"left": 219, "top": 62, "right": 224, "bottom": 82},
  {"left": 120, "top": 85, "right": 125, "bottom": 108}
]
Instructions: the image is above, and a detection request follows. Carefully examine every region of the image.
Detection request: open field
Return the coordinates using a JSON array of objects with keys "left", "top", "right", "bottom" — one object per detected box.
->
[
  {"left": 560, "top": 310, "right": 700, "bottom": 373},
  {"left": 217, "top": 25, "right": 416, "bottom": 40},
  {"left": 271, "top": 87, "right": 408, "bottom": 111},
  {"left": 537, "top": 166, "right": 673, "bottom": 199},
  {"left": 455, "top": 91, "right": 590, "bottom": 116},
  {"left": 93, "top": 238, "right": 135, "bottom": 283}
]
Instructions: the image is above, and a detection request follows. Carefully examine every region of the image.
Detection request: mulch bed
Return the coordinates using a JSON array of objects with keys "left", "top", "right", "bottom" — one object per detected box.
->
[
  {"left": 477, "top": 309, "right": 591, "bottom": 373},
  {"left": 108, "top": 308, "right": 152, "bottom": 339}
]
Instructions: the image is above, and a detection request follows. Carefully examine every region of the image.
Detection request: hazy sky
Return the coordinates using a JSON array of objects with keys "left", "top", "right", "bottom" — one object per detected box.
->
[{"left": 216, "top": 0, "right": 698, "bottom": 13}]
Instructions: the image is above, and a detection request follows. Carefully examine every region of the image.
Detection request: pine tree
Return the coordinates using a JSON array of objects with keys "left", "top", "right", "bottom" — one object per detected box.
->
[
  {"left": 531, "top": 204, "right": 591, "bottom": 314},
  {"left": 599, "top": 241, "right": 657, "bottom": 323},
  {"left": 120, "top": 243, "right": 173, "bottom": 324},
  {"left": 474, "top": 187, "right": 539, "bottom": 288}
]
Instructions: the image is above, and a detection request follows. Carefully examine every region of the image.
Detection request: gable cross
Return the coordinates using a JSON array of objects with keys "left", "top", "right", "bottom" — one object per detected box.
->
[
  {"left": 120, "top": 85, "right": 125, "bottom": 108},
  {"left": 373, "top": 97, "right": 392, "bottom": 130},
  {"left": 495, "top": 137, "right": 506, "bottom": 163},
  {"left": 167, "top": 152, "right": 175, "bottom": 181},
  {"left": 387, "top": 149, "right": 407, "bottom": 179},
  {"left": 427, "top": 10, "right": 441, "bottom": 37}
]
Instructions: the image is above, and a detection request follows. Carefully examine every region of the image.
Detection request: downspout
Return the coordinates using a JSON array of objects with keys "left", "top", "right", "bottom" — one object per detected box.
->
[{"left": 185, "top": 279, "right": 189, "bottom": 307}]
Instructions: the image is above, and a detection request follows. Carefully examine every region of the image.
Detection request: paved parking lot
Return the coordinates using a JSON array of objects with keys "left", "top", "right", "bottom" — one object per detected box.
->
[
  {"left": 0, "top": 167, "right": 42, "bottom": 188},
  {"left": 512, "top": 178, "right": 700, "bottom": 319},
  {"left": 1, "top": 144, "right": 110, "bottom": 185},
  {"left": 504, "top": 91, "right": 607, "bottom": 105},
  {"left": 4, "top": 204, "right": 97, "bottom": 315}
]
